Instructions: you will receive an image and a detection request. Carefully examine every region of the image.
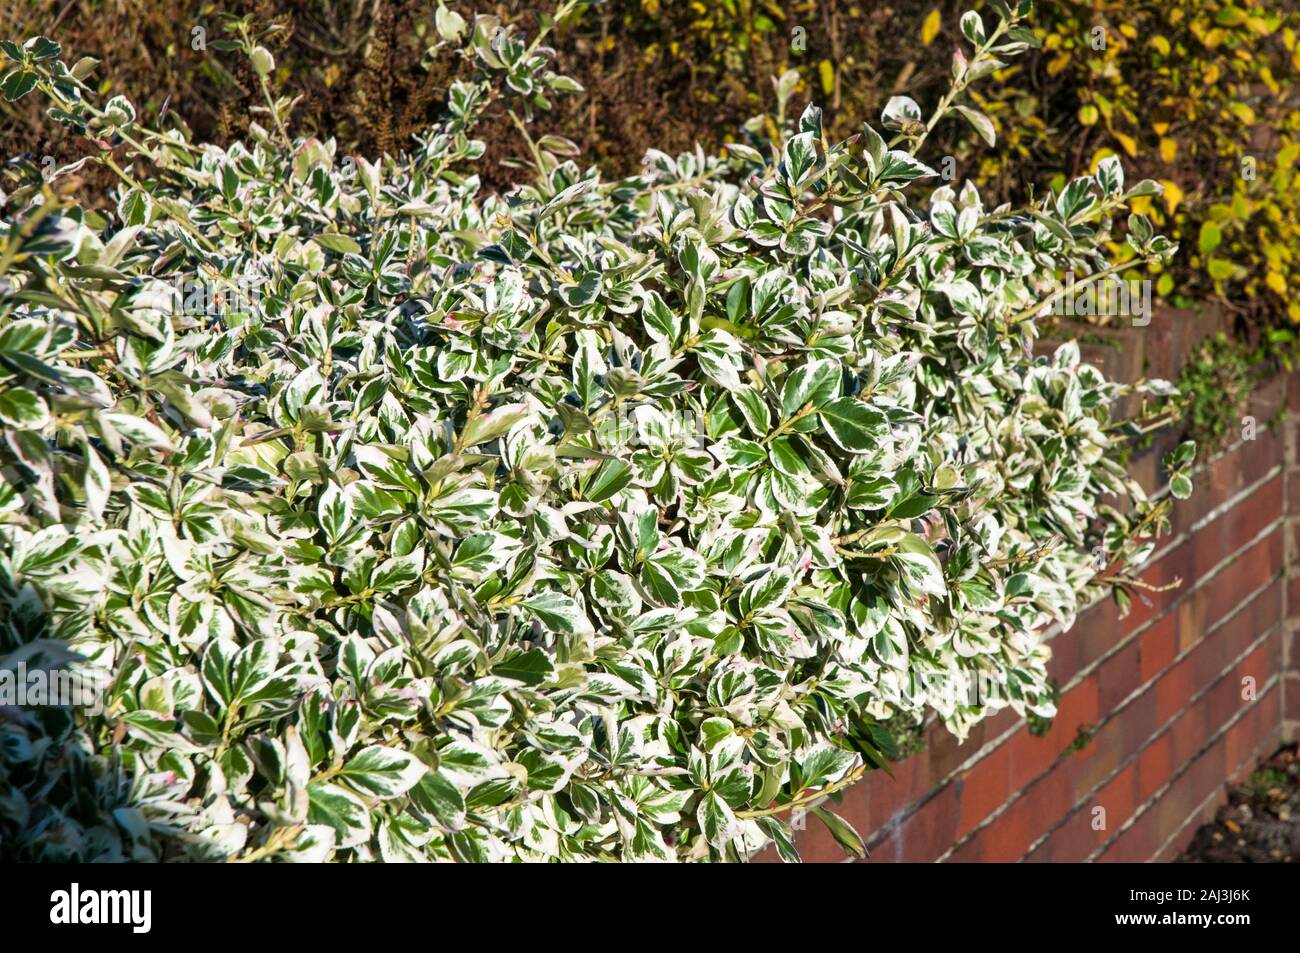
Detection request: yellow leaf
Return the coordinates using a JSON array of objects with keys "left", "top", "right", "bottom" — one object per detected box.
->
[
  {"left": 1159, "top": 179, "right": 1185, "bottom": 214},
  {"left": 1090, "top": 149, "right": 1117, "bottom": 173},
  {"left": 1159, "top": 138, "right": 1177, "bottom": 163},
  {"left": 1204, "top": 63, "right": 1221, "bottom": 84},
  {"left": 1229, "top": 102, "right": 1256, "bottom": 125},
  {"left": 1199, "top": 222, "right": 1222, "bottom": 254},
  {"left": 1207, "top": 258, "right": 1233, "bottom": 281},
  {"left": 922, "top": 9, "right": 941, "bottom": 46},
  {"left": 1267, "top": 271, "right": 1287, "bottom": 294},
  {"left": 1130, "top": 195, "right": 1154, "bottom": 215},
  {"left": 819, "top": 59, "right": 835, "bottom": 96},
  {"left": 1114, "top": 131, "right": 1138, "bottom": 157},
  {"left": 1150, "top": 35, "right": 1170, "bottom": 56},
  {"left": 1047, "top": 53, "right": 1070, "bottom": 77},
  {"left": 1078, "top": 104, "right": 1099, "bottom": 126}
]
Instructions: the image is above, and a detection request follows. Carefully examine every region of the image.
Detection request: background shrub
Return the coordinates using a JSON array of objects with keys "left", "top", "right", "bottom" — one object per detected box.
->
[{"left": 6, "top": 2, "right": 1298, "bottom": 333}]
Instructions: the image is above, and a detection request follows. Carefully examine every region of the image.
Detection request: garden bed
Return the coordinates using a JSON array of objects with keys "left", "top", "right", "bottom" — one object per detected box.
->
[{"left": 1179, "top": 745, "right": 1300, "bottom": 863}]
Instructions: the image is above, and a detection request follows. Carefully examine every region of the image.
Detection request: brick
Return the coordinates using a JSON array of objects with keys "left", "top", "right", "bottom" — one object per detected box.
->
[
  {"left": 1142, "top": 305, "right": 1228, "bottom": 383},
  {"left": 1286, "top": 674, "right": 1300, "bottom": 722},
  {"left": 1224, "top": 703, "right": 1260, "bottom": 775},
  {"left": 1071, "top": 725, "right": 1123, "bottom": 798},
  {"left": 1042, "top": 674, "right": 1100, "bottom": 756},
  {"left": 864, "top": 756, "right": 917, "bottom": 836},
  {"left": 1098, "top": 638, "right": 1142, "bottom": 715},
  {"left": 1288, "top": 475, "right": 1300, "bottom": 517},
  {"left": 1156, "top": 657, "right": 1195, "bottom": 724},
  {"left": 986, "top": 769, "right": 1073, "bottom": 861},
  {"left": 1154, "top": 792, "right": 1223, "bottom": 862},
  {"left": 1049, "top": 624, "right": 1272, "bottom": 857},
  {"left": 895, "top": 782, "right": 961, "bottom": 863},
  {"left": 1139, "top": 615, "right": 1177, "bottom": 683},
  {"left": 1251, "top": 374, "right": 1287, "bottom": 421},
  {"left": 1098, "top": 667, "right": 1282, "bottom": 862},
  {"left": 1100, "top": 808, "right": 1157, "bottom": 862},
  {"left": 956, "top": 740, "right": 1011, "bottom": 840},
  {"left": 1187, "top": 534, "right": 1283, "bottom": 644},
  {"left": 1131, "top": 488, "right": 1283, "bottom": 647},
  {"left": 1095, "top": 762, "right": 1140, "bottom": 834},
  {"left": 1025, "top": 802, "right": 1105, "bottom": 863},
  {"left": 1137, "top": 733, "right": 1174, "bottom": 801},
  {"left": 863, "top": 829, "right": 901, "bottom": 863},
  {"left": 1288, "top": 576, "right": 1300, "bottom": 618},
  {"left": 1176, "top": 597, "right": 1204, "bottom": 653},
  {"left": 926, "top": 720, "right": 972, "bottom": 784},
  {"left": 1071, "top": 605, "right": 1128, "bottom": 679},
  {"left": 1185, "top": 475, "right": 1281, "bottom": 581},
  {"left": 1008, "top": 725, "right": 1060, "bottom": 793},
  {"left": 1168, "top": 697, "right": 1208, "bottom": 767},
  {"left": 1171, "top": 433, "right": 1281, "bottom": 538},
  {"left": 1144, "top": 763, "right": 1207, "bottom": 855}
]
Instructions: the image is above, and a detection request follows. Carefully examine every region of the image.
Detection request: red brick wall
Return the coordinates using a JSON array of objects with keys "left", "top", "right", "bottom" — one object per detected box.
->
[{"left": 763, "top": 313, "right": 1298, "bottom": 863}]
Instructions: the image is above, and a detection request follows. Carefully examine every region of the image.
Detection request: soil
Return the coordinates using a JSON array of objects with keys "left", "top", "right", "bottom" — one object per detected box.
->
[{"left": 1178, "top": 745, "right": 1300, "bottom": 863}]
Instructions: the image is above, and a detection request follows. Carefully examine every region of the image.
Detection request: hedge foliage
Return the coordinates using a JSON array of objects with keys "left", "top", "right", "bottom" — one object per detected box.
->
[
  {"left": 5, "top": 0, "right": 1299, "bottom": 328},
  {"left": 0, "top": 1, "right": 1194, "bottom": 862}
]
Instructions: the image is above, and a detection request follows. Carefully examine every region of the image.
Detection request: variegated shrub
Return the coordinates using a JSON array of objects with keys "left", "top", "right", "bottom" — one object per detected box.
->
[{"left": 0, "top": 1, "right": 1192, "bottom": 862}]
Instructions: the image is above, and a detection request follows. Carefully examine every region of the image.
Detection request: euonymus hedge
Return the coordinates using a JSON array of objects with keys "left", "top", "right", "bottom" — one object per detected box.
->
[{"left": 0, "top": 1, "right": 1193, "bottom": 862}]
